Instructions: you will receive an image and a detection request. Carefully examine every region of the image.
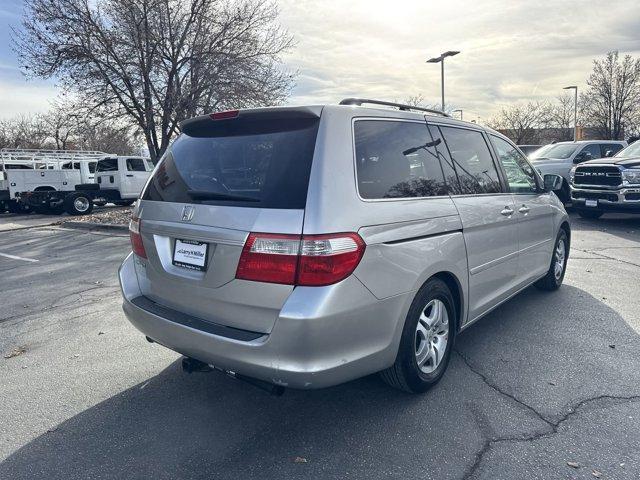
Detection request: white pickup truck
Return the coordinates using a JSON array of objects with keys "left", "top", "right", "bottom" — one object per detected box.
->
[
  {"left": 1, "top": 149, "right": 154, "bottom": 215},
  {"left": 15, "top": 155, "right": 153, "bottom": 215}
]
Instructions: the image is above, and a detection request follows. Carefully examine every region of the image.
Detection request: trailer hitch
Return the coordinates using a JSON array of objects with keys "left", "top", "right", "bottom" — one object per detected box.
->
[{"left": 181, "top": 356, "right": 285, "bottom": 396}]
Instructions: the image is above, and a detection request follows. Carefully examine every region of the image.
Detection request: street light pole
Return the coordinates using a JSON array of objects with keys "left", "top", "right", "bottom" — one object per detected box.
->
[
  {"left": 427, "top": 51, "right": 460, "bottom": 112},
  {"left": 563, "top": 85, "right": 578, "bottom": 141}
]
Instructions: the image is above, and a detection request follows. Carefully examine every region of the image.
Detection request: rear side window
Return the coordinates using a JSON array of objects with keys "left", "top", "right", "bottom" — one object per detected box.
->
[
  {"left": 143, "top": 118, "right": 319, "bottom": 209},
  {"left": 354, "top": 120, "right": 447, "bottom": 199},
  {"left": 601, "top": 144, "right": 623, "bottom": 157},
  {"left": 96, "top": 158, "right": 118, "bottom": 172},
  {"left": 126, "top": 158, "right": 147, "bottom": 172},
  {"left": 439, "top": 126, "right": 502, "bottom": 194}
]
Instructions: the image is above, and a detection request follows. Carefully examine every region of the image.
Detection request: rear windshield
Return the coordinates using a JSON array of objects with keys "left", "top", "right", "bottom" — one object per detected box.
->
[{"left": 142, "top": 118, "right": 320, "bottom": 209}]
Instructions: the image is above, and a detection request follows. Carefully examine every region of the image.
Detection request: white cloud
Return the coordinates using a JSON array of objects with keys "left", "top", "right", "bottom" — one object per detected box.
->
[
  {"left": 278, "top": 0, "right": 640, "bottom": 121},
  {"left": 0, "top": 79, "right": 59, "bottom": 118}
]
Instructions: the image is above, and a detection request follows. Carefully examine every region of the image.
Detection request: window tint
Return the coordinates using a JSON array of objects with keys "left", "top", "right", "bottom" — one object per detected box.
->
[
  {"left": 126, "top": 158, "right": 147, "bottom": 172},
  {"left": 354, "top": 120, "right": 448, "bottom": 199},
  {"left": 491, "top": 136, "right": 538, "bottom": 194},
  {"left": 96, "top": 158, "right": 118, "bottom": 172},
  {"left": 580, "top": 144, "right": 601, "bottom": 161},
  {"left": 600, "top": 143, "right": 623, "bottom": 157},
  {"left": 428, "top": 125, "right": 459, "bottom": 192},
  {"left": 439, "top": 126, "right": 502, "bottom": 194},
  {"left": 143, "top": 118, "right": 319, "bottom": 209},
  {"left": 88, "top": 162, "right": 96, "bottom": 174}
]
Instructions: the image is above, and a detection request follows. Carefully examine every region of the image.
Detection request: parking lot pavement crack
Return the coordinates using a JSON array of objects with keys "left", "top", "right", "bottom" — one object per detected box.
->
[
  {"left": 573, "top": 247, "right": 640, "bottom": 268},
  {"left": 0, "top": 285, "right": 120, "bottom": 325},
  {"left": 457, "top": 350, "right": 640, "bottom": 480},
  {"left": 455, "top": 350, "right": 553, "bottom": 426}
]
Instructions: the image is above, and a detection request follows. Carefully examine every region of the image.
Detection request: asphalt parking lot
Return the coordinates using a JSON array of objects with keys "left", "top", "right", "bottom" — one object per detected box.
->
[{"left": 1, "top": 213, "right": 639, "bottom": 480}]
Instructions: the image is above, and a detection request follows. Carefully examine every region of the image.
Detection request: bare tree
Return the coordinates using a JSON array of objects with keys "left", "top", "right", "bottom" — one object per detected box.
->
[
  {"left": 488, "top": 102, "right": 551, "bottom": 144},
  {"left": 581, "top": 51, "right": 640, "bottom": 140},
  {"left": 0, "top": 114, "right": 50, "bottom": 149},
  {"left": 549, "top": 93, "right": 575, "bottom": 142},
  {"left": 15, "top": 0, "right": 295, "bottom": 160}
]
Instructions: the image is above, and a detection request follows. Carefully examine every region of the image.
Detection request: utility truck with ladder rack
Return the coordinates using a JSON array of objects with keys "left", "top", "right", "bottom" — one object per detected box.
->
[{"left": 1, "top": 149, "right": 153, "bottom": 215}]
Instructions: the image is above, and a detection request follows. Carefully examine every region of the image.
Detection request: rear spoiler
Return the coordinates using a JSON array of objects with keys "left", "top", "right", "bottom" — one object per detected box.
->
[{"left": 180, "top": 106, "right": 323, "bottom": 137}]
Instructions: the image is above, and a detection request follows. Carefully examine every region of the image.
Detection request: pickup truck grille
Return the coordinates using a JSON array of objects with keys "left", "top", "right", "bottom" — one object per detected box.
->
[{"left": 573, "top": 166, "right": 622, "bottom": 187}]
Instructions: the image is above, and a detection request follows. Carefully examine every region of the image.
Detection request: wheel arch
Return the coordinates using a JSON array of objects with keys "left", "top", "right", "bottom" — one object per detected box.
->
[{"left": 430, "top": 271, "right": 464, "bottom": 334}]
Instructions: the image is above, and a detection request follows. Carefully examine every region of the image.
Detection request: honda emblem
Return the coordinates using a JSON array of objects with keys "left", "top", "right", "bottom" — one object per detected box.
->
[{"left": 181, "top": 205, "right": 195, "bottom": 222}]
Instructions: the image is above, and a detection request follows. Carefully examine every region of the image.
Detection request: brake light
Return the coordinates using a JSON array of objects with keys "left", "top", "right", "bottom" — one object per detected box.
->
[
  {"left": 236, "top": 232, "right": 365, "bottom": 286},
  {"left": 129, "top": 217, "right": 147, "bottom": 259},
  {"left": 210, "top": 110, "right": 239, "bottom": 120}
]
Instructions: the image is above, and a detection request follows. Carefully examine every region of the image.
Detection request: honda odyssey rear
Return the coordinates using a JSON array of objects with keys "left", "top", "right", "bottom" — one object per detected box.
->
[{"left": 120, "top": 100, "right": 570, "bottom": 392}]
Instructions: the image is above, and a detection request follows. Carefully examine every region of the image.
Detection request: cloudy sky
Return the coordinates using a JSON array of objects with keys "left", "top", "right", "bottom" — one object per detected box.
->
[{"left": 1, "top": 0, "right": 640, "bottom": 122}]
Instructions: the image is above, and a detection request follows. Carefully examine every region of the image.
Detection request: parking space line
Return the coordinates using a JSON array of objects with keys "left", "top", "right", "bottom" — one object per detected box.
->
[{"left": 0, "top": 252, "right": 39, "bottom": 263}]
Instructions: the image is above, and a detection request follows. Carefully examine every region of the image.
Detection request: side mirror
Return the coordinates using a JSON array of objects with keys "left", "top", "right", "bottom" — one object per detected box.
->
[{"left": 544, "top": 174, "right": 563, "bottom": 192}]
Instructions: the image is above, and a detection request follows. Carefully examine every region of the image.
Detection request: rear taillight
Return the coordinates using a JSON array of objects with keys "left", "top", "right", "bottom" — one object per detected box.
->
[
  {"left": 236, "top": 232, "right": 365, "bottom": 286},
  {"left": 129, "top": 217, "right": 147, "bottom": 259}
]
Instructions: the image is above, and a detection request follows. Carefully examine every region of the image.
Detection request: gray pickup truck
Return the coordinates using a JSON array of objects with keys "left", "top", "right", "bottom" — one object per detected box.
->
[{"left": 570, "top": 141, "right": 640, "bottom": 219}]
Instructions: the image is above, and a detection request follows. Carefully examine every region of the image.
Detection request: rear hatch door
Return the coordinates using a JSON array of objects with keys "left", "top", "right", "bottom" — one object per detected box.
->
[{"left": 135, "top": 107, "right": 322, "bottom": 334}]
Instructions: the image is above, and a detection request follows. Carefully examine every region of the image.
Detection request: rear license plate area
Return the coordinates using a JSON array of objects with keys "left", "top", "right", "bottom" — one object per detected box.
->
[{"left": 172, "top": 239, "right": 209, "bottom": 272}]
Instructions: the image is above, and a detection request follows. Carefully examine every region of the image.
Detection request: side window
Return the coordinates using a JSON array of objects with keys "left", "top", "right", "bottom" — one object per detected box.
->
[
  {"left": 439, "top": 126, "right": 502, "bottom": 194},
  {"left": 96, "top": 158, "right": 118, "bottom": 172},
  {"left": 126, "top": 158, "right": 147, "bottom": 172},
  {"left": 601, "top": 144, "right": 623, "bottom": 157},
  {"left": 354, "top": 120, "right": 448, "bottom": 199},
  {"left": 428, "top": 125, "right": 460, "bottom": 193},
  {"left": 490, "top": 136, "right": 538, "bottom": 194},
  {"left": 580, "top": 144, "right": 601, "bottom": 160}
]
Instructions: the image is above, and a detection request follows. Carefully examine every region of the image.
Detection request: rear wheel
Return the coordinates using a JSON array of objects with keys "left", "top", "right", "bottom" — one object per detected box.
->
[
  {"left": 380, "top": 278, "right": 455, "bottom": 393},
  {"left": 63, "top": 193, "right": 94, "bottom": 216},
  {"left": 577, "top": 209, "right": 603, "bottom": 219},
  {"left": 535, "top": 229, "right": 568, "bottom": 291}
]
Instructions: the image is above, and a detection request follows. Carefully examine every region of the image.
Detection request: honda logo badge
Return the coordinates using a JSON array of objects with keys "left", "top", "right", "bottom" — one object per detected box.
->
[{"left": 181, "top": 205, "right": 195, "bottom": 222}]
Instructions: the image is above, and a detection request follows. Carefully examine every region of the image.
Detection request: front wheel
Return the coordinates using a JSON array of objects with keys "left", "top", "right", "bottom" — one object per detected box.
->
[
  {"left": 380, "top": 278, "right": 455, "bottom": 393},
  {"left": 577, "top": 209, "right": 603, "bottom": 219},
  {"left": 535, "top": 229, "right": 569, "bottom": 291}
]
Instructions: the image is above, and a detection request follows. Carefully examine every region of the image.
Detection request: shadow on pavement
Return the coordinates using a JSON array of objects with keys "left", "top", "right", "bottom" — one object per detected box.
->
[{"left": 2, "top": 284, "right": 639, "bottom": 480}]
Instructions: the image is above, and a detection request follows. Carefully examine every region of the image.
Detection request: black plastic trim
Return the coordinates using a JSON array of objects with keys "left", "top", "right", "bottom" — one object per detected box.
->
[
  {"left": 383, "top": 229, "right": 462, "bottom": 245},
  {"left": 130, "top": 295, "right": 265, "bottom": 342}
]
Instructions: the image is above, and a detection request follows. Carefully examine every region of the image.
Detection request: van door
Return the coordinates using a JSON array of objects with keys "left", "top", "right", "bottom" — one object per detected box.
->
[
  {"left": 490, "top": 135, "right": 554, "bottom": 285},
  {"left": 431, "top": 125, "right": 520, "bottom": 322},
  {"left": 120, "top": 157, "right": 151, "bottom": 198}
]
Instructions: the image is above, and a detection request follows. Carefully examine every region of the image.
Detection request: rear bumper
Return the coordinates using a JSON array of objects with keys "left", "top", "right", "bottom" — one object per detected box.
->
[
  {"left": 570, "top": 186, "right": 640, "bottom": 212},
  {"left": 119, "top": 253, "right": 410, "bottom": 389}
]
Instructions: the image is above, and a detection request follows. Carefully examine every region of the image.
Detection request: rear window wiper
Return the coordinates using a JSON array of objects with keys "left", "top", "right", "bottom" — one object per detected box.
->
[{"left": 186, "top": 190, "right": 260, "bottom": 202}]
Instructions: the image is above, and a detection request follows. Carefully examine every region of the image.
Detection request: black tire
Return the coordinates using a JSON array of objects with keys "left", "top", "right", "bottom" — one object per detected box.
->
[
  {"left": 63, "top": 193, "right": 94, "bottom": 216},
  {"left": 577, "top": 209, "right": 603, "bottom": 219},
  {"left": 115, "top": 200, "right": 135, "bottom": 206},
  {"left": 7, "top": 201, "right": 29, "bottom": 214},
  {"left": 535, "top": 229, "right": 569, "bottom": 291},
  {"left": 94, "top": 201, "right": 107, "bottom": 207},
  {"left": 557, "top": 181, "right": 570, "bottom": 204},
  {"left": 380, "top": 278, "right": 456, "bottom": 393}
]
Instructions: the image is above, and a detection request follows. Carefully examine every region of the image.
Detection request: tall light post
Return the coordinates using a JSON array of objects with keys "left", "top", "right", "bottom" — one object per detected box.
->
[
  {"left": 453, "top": 109, "right": 463, "bottom": 120},
  {"left": 563, "top": 85, "right": 578, "bottom": 141},
  {"left": 427, "top": 50, "right": 460, "bottom": 112}
]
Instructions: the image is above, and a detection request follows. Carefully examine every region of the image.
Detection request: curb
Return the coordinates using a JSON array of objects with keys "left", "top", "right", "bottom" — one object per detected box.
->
[{"left": 62, "top": 221, "right": 128, "bottom": 232}]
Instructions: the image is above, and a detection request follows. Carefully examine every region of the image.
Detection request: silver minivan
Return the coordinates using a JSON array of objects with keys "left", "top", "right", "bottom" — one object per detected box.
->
[{"left": 119, "top": 99, "right": 570, "bottom": 393}]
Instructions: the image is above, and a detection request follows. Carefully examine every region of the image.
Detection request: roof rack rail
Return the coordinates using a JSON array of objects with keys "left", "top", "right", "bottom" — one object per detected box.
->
[{"left": 339, "top": 98, "right": 450, "bottom": 117}]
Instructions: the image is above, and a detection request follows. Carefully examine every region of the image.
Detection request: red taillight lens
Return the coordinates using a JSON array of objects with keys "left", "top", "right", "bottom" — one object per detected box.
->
[
  {"left": 129, "top": 217, "right": 147, "bottom": 259},
  {"left": 209, "top": 110, "right": 239, "bottom": 120},
  {"left": 297, "top": 233, "right": 365, "bottom": 286},
  {"left": 235, "top": 232, "right": 365, "bottom": 286}
]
